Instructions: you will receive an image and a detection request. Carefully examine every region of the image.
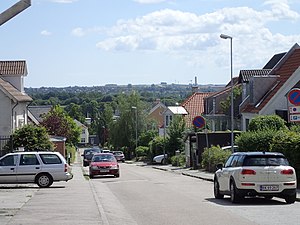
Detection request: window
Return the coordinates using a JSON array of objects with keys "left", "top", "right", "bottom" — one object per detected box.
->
[
  {"left": 0, "top": 155, "right": 18, "bottom": 166},
  {"left": 224, "top": 156, "right": 234, "bottom": 168},
  {"left": 40, "top": 154, "right": 62, "bottom": 164},
  {"left": 20, "top": 154, "right": 40, "bottom": 166},
  {"left": 82, "top": 129, "right": 85, "bottom": 134},
  {"left": 81, "top": 138, "right": 86, "bottom": 143}
]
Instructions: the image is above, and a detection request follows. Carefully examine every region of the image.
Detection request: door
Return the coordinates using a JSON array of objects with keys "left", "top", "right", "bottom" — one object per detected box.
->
[
  {"left": 0, "top": 154, "right": 18, "bottom": 183},
  {"left": 16, "top": 153, "right": 41, "bottom": 183}
]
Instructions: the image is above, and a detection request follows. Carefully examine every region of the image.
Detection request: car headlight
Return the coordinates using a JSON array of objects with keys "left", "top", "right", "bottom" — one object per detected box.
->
[
  {"left": 91, "top": 166, "right": 98, "bottom": 170},
  {"left": 110, "top": 165, "right": 118, "bottom": 169}
]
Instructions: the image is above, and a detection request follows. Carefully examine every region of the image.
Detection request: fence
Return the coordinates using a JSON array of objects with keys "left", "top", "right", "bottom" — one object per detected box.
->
[{"left": 0, "top": 136, "right": 12, "bottom": 157}]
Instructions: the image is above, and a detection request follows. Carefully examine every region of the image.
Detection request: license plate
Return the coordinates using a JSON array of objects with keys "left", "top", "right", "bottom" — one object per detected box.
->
[
  {"left": 260, "top": 185, "right": 279, "bottom": 191},
  {"left": 100, "top": 169, "right": 109, "bottom": 173}
]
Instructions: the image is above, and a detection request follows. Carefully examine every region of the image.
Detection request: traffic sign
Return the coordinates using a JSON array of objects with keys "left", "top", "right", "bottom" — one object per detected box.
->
[
  {"left": 193, "top": 116, "right": 205, "bottom": 128},
  {"left": 290, "top": 114, "right": 300, "bottom": 122},
  {"left": 288, "top": 88, "right": 300, "bottom": 106},
  {"left": 289, "top": 106, "right": 300, "bottom": 114}
]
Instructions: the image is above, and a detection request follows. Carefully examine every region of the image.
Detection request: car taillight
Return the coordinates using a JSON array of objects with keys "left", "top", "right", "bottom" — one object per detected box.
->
[
  {"left": 64, "top": 164, "right": 68, "bottom": 172},
  {"left": 241, "top": 169, "right": 256, "bottom": 175},
  {"left": 281, "top": 169, "right": 294, "bottom": 175}
]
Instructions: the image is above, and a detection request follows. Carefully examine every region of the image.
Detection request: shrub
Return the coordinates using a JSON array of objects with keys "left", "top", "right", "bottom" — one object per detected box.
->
[
  {"left": 235, "top": 130, "right": 275, "bottom": 152},
  {"left": 136, "top": 146, "right": 150, "bottom": 157},
  {"left": 170, "top": 153, "right": 186, "bottom": 167},
  {"left": 248, "top": 115, "right": 287, "bottom": 131},
  {"left": 201, "top": 146, "right": 231, "bottom": 172}
]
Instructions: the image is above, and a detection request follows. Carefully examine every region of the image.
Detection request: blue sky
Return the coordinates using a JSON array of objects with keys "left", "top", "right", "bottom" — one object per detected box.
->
[{"left": 1, "top": 0, "right": 300, "bottom": 87}]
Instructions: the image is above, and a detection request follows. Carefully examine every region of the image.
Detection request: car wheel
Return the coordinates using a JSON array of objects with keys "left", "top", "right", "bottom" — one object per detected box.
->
[
  {"left": 214, "top": 178, "right": 224, "bottom": 199},
  {"left": 230, "top": 180, "right": 242, "bottom": 203},
  {"left": 36, "top": 173, "right": 53, "bottom": 188},
  {"left": 89, "top": 174, "right": 94, "bottom": 179},
  {"left": 285, "top": 193, "right": 296, "bottom": 204},
  {"left": 161, "top": 158, "right": 166, "bottom": 164},
  {"left": 115, "top": 173, "right": 120, "bottom": 178}
]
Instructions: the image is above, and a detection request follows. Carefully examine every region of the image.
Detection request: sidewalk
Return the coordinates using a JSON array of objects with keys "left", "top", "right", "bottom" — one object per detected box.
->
[
  {"left": 151, "top": 163, "right": 300, "bottom": 202},
  {"left": 5, "top": 151, "right": 105, "bottom": 225}
]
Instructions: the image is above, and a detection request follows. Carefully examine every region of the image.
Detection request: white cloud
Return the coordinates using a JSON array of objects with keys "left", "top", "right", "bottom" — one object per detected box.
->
[
  {"left": 95, "top": 1, "right": 300, "bottom": 72},
  {"left": 40, "top": 30, "right": 52, "bottom": 36},
  {"left": 71, "top": 27, "right": 104, "bottom": 37}
]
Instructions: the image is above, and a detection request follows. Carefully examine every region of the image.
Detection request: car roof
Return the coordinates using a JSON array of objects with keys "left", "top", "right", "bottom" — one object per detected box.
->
[
  {"left": 231, "top": 152, "right": 284, "bottom": 156},
  {"left": 4, "top": 151, "right": 58, "bottom": 156},
  {"left": 93, "top": 153, "right": 113, "bottom": 156}
]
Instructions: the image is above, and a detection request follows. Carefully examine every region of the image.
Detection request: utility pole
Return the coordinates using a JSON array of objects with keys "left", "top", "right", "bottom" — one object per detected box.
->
[{"left": 0, "top": 0, "right": 31, "bottom": 26}]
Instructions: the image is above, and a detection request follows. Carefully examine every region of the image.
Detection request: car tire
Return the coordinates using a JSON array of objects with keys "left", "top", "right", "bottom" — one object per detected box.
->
[
  {"left": 36, "top": 173, "right": 53, "bottom": 188},
  {"left": 161, "top": 158, "right": 166, "bottom": 164},
  {"left": 214, "top": 178, "right": 224, "bottom": 199},
  {"left": 230, "top": 180, "right": 242, "bottom": 203},
  {"left": 285, "top": 193, "right": 296, "bottom": 204},
  {"left": 115, "top": 173, "right": 120, "bottom": 178},
  {"left": 89, "top": 174, "right": 94, "bottom": 179}
]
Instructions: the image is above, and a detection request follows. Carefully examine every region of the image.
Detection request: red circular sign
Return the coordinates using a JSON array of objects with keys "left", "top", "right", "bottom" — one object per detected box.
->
[
  {"left": 193, "top": 116, "right": 205, "bottom": 128},
  {"left": 288, "top": 89, "right": 300, "bottom": 106}
]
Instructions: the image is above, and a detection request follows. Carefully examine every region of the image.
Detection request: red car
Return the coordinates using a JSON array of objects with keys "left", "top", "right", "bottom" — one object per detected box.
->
[{"left": 89, "top": 153, "right": 120, "bottom": 178}]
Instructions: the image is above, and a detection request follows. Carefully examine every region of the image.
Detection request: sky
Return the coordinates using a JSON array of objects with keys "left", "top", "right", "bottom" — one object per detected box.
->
[{"left": 1, "top": 0, "right": 300, "bottom": 88}]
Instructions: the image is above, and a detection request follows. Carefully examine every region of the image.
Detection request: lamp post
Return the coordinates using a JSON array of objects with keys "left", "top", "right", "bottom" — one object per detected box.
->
[
  {"left": 220, "top": 33, "right": 234, "bottom": 152},
  {"left": 131, "top": 106, "right": 138, "bottom": 158}
]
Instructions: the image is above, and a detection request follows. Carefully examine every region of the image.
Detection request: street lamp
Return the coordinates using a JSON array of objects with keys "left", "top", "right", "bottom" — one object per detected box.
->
[
  {"left": 220, "top": 33, "right": 234, "bottom": 152},
  {"left": 131, "top": 106, "right": 138, "bottom": 158}
]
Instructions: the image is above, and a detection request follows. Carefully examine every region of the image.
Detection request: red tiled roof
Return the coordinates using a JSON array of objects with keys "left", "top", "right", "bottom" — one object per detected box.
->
[
  {"left": 0, "top": 60, "right": 27, "bottom": 76},
  {"left": 182, "top": 92, "right": 213, "bottom": 127},
  {"left": 242, "top": 48, "right": 300, "bottom": 113}
]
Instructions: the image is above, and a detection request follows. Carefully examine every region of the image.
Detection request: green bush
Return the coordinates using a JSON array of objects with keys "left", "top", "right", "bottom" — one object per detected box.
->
[
  {"left": 170, "top": 153, "right": 186, "bottom": 167},
  {"left": 136, "top": 146, "right": 150, "bottom": 157},
  {"left": 235, "top": 130, "right": 275, "bottom": 152},
  {"left": 248, "top": 115, "right": 287, "bottom": 131},
  {"left": 270, "top": 130, "right": 300, "bottom": 183},
  {"left": 201, "top": 146, "right": 231, "bottom": 172}
]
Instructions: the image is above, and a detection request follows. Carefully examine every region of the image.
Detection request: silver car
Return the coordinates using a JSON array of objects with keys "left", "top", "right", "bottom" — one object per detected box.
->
[{"left": 0, "top": 151, "right": 73, "bottom": 188}]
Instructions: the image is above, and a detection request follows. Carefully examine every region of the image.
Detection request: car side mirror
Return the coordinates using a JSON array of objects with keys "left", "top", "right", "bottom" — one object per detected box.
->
[{"left": 216, "top": 163, "right": 223, "bottom": 170}]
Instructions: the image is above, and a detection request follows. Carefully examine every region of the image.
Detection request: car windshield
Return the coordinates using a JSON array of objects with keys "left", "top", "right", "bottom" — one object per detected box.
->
[
  {"left": 243, "top": 156, "right": 289, "bottom": 166},
  {"left": 92, "top": 154, "right": 116, "bottom": 162}
]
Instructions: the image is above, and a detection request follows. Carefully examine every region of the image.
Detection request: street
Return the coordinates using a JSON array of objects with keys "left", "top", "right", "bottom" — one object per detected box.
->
[{"left": 1, "top": 153, "right": 300, "bottom": 225}]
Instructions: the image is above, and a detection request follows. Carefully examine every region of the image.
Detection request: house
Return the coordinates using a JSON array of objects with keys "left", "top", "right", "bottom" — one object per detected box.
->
[
  {"left": 181, "top": 92, "right": 213, "bottom": 128},
  {"left": 0, "top": 60, "right": 32, "bottom": 137},
  {"left": 240, "top": 43, "right": 300, "bottom": 130},
  {"left": 28, "top": 105, "right": 52, "bottom": 124},
  {"left": 159, "top": 106, "right": 188, "bottom": 136},
  {"left": 148, "top": 99, "right": 167, "bottom": 129},
  {"left": 203, "top": 77, "right": 241, "bottom": 131},
  {"left": 74, "top": 119, "right": 89, "bottom": 146}
]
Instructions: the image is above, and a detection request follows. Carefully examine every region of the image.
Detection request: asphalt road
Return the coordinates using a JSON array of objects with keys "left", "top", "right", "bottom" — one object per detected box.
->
[{"left": 1, "top": 152, "right": 300, "bottom": 225}]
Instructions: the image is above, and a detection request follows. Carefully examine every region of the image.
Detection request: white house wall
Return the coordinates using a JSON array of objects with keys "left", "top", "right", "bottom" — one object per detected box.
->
[
  {"left": 13, "top": 102, "right": 28, "bottom": 132},
  {"left": 261, "top": 67, "right": 300, "bottom": 115},
  {"left": 0, "top": 92, "right": 12, "bottom": 136}
]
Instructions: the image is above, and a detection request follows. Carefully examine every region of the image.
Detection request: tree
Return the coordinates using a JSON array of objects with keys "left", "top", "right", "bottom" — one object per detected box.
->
[
  {"left": 7, "top": 124, "right": 53, "bottom": 151},
  {"left": 41, "top": 105, "right": 81, "bottom": 146},
  {"left": 166, "top": 115, "right": 186, "bottom": 156}
]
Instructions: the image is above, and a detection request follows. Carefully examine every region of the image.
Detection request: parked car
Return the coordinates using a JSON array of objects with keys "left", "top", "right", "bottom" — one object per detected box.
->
[
  {"left": 112, "top": 151, "right": 125, "bottom": 162},
  {"left": 89, "top": 153, "right": 120, "bottom": 178},
  {"left": 0, "top": 151, "right": 73, "bottom": 188},
  {"left": 82, "top": 148, "right": 101, "bottom": 167},
  {"left": 102, "top": 149, "right": 111, "bottom": 153},
  {"left": 153, "top": 154, "right": 168, "bottom": 164},
  {"left": 214, "top": 151, "right": 297, "bottom": 204}
]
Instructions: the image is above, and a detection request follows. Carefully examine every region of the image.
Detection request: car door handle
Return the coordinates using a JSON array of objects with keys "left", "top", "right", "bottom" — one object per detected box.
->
[
  {"left": 35, "top": 167, "right": 40, "bottom": 169},
  {"left": 10, "top": 168, "right": 15, "bottom": 171}
]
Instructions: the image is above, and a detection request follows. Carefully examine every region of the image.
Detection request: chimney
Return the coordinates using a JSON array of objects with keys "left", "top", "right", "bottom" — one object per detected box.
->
[{"left": 192, "top": 76, "right": 199, "bottom": 93}]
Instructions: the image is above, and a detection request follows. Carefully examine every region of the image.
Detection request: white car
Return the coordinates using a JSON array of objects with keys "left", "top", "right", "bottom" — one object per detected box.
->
[
  {"left": 214, "top": 152, "right": 297, "bottom": 204},
  {"left": 153, "top": 154, "right": 167, "bottom": 164},
  {"left": 0, "top": 151, "right": 73, "bottom": 188}
]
